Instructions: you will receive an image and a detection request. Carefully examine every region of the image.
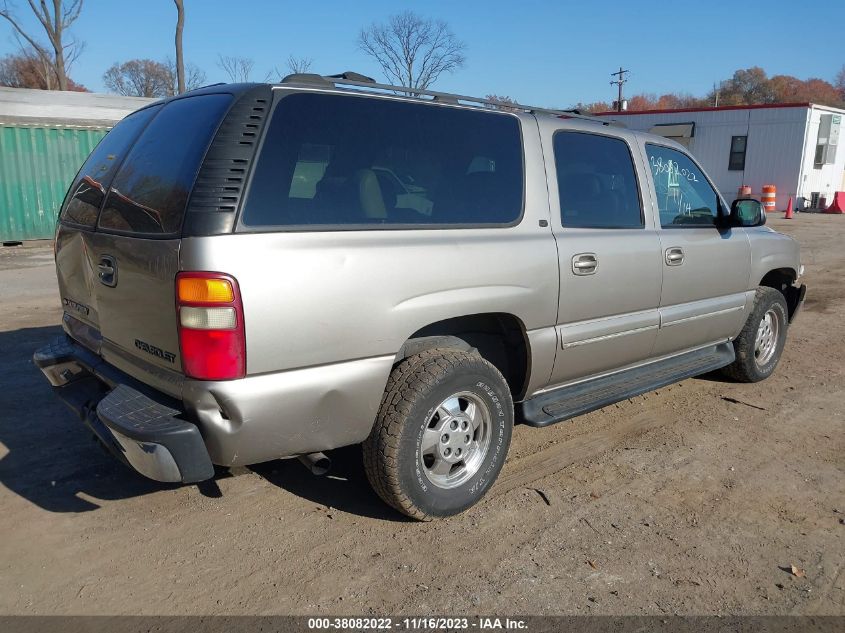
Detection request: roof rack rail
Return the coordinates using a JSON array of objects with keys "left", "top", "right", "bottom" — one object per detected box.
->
[
  {"left": 281, "top": 73, "right": 333, "bottom": 88},
  {"left": 326, "top": 71, "right": 376, "bottom": 83},
  {"left": 279, "top": 72, "right": 610, "bottom": 126}
]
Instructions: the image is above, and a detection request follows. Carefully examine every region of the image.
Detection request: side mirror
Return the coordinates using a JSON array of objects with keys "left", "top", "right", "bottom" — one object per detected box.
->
[{"left": 729, "top": 198, "right": 766, "bottom": 227}]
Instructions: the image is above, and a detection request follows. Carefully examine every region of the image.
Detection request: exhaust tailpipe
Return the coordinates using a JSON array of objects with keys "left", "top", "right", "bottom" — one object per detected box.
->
[{"left": 297, "top": 451, "right": 331, "bottom": 476}]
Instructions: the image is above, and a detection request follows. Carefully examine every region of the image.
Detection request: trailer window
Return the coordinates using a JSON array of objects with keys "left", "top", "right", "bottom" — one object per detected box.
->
[{"left": 728, "top": 136, "right": 747, "bottom": 171}]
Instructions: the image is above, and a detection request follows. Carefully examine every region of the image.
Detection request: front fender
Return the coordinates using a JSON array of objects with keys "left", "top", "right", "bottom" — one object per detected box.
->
[{"left": 748, "top": 228, "right": 800, "bottom": 288}]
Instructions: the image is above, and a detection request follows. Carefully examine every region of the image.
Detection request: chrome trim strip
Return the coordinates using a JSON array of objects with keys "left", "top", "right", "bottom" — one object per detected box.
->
[
  {"left": 561, "top": 324, "right": 658, "bottom": 349},
  {"left": 661, "top": 305, "right": 745, "bottom": 327}
]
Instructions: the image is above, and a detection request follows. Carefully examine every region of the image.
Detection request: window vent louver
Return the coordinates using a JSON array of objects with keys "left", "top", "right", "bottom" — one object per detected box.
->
[{"left": 183, "top": 85, "right": 272, "bottom": 236}]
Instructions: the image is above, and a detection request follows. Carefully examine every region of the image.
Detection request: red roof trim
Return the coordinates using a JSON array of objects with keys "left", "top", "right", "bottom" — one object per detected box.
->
[{"left": 596, "top": 102, "right": 812, "bottom": 116}]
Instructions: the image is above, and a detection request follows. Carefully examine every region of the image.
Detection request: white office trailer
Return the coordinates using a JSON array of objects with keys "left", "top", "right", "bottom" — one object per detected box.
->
[{"left": 600, "top": 103, "right": 845, "bottom": 211}]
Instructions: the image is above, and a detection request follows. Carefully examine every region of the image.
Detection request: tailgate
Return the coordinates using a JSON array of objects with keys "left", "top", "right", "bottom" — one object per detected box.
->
[
  {"left": 87, "top": 233, "right": 183, "bottom": 373},
  {"left": 55, "top": 92, "right": 234, "bottom": 388}
]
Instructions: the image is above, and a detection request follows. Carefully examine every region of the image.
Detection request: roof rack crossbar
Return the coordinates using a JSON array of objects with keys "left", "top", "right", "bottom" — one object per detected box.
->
[{"left": 279, "top": 73, "right": 608, "bottom": 125}]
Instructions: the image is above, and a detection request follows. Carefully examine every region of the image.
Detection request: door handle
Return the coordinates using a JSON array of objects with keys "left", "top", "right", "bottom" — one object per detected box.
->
[
  {"left": 571, "top": 253, "right": 598, "bottom": 275},
  {"left": 665, "top": 247, "right": 685, "bottom": 266},
  {"left": 98, "top": 255, "right": 117, "bottom": 287}
]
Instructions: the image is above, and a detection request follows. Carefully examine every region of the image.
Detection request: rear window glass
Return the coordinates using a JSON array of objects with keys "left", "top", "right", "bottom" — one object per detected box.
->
[
  {"left": 97, "top": 94, "right": 232, "bottom": 236},
  {"left": 241, "top": 93, "right": 523, "bottom": 228},
  {"left": 554, "top": 131, "right": 642, "bottom": 229},
  {"left": 60, "top": 105, "right": 161, "bottom": 228}
]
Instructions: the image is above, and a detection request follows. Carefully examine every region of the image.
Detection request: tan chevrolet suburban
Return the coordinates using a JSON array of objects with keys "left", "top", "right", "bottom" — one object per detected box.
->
[{"left": 35, "top": 73, "right": 806, "bottom": 520}]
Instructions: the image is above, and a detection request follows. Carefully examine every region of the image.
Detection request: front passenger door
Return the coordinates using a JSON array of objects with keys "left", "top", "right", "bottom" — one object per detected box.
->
[{"left": 644, "top": 143, "right": 752, "bottom": 356}]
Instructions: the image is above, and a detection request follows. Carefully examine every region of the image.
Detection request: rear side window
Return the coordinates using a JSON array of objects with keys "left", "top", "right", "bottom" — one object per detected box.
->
[
  {"left": 553, "top": 131, "right": 642, "bottom": 229},
  {"left": 97, "top": 94, "right": 232, "bottom": 236},
  {"left": 241, "top": 93, "right": 523, "bottom": 228},
  {"left": 60, "top": 105, "right": 161, "bottom": 228},
  {"left": 646, "top": 144, "right": 719, "bottom": 227}
]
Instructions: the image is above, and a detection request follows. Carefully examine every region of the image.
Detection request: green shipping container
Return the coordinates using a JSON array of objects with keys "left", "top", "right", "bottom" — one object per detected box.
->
[{"left": 0, "top": 125, "right": 107, "bottom": 242}]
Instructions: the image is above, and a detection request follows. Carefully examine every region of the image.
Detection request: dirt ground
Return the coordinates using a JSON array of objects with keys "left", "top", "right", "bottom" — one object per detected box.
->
[{"left": 0, "top": 215, "right": 842, "bottom": 617}]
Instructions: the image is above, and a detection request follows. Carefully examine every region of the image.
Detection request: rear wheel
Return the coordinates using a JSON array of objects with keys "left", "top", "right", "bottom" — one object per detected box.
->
[
  {"left": 363, "top": 348, "right": 513, "bottom": 520},
  {"left": 722, "top": 287, "right": 789, "bottom": 383}
]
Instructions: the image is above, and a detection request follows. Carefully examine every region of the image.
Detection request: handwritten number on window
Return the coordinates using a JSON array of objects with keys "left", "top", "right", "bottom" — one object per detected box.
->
[{"left": 650, "top": 156, "right": 698, "bottom": 183}]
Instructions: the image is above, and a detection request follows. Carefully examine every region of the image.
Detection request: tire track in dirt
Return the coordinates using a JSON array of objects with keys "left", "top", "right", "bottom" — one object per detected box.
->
[{"left": 490, "top": 396, "right": 680, "bottom": 500}]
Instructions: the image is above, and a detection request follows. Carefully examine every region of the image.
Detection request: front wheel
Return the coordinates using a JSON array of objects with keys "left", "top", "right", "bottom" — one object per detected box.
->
[
  {"left": 363, "top": 348, "right": 513, "bottom": 520},
  {"left": 722, "top": 287, "right": 789, "bottom": 383}
]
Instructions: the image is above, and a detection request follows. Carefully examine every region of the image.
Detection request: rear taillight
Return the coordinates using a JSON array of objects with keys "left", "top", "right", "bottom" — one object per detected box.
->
[{"left": 176, "top": 272, "right": 245, "bottom": 380}]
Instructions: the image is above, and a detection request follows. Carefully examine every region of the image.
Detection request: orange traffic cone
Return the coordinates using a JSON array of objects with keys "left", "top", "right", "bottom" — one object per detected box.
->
[{"left": 784, "top": 197, "right": 794, "bottom": 219}]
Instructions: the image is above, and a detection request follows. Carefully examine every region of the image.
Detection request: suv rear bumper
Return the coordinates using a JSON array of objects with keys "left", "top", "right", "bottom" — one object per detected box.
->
[{"left": 33, "top": 336, "right": 214, "bottom": 483}]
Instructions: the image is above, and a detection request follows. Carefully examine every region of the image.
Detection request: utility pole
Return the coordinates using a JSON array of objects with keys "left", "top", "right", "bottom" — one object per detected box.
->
[{"left": 610, "top": 66, "right": 629, "bottom": 112}]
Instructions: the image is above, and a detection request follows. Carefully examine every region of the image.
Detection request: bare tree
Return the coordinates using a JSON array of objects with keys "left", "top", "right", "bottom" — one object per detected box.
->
[
  {"left": 104, "top": 58, "right": 206, "bottom": 97},
  {"left": 5, "top": 31, "right": 53, "bottom": 86},
  {"left": 165, "top": 58, "right": 205, "bottom": 92},
  {"left": 286, "top": 54, "right": 313, "bottom": 75},
  {"left": 0, "top": 48, "right": 49, "bottom": 87},
  {"left": 706, "top": 67, "right": 775, "bottom": 106},
  {"left": 103, "top": 59, "right": 173, "bottom": 98},
  {"left": 184, "top": 61, "right": 206, "bottom": 91},
  {"left": 265, "top": 54, "right": 313, "bottom": 81},
  {"left": 0, "top": 53, "right": 23, "bottom": 86},
  {"left": 0, "top": 0, "right": 85, "bottom": 91},
  {"left": 484, "top": 94, "right": 519, "bottom": 112},
  {"left": 836, "top": 65, "right": 845, "bottom": 101},
  {"left": 217, "top": 55, "right": 253, "bottom": 82},
  {"left": 358, "top": 10, "right": 465, "bottom": 92},
  {"left": 173, "top": 0, "right": 185, "bottom": 93}
]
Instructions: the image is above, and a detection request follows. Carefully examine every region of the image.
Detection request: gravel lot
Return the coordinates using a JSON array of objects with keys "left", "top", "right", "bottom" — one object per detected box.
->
[{"left": 0, "top": 216, "right": 842, "bottom": 616}]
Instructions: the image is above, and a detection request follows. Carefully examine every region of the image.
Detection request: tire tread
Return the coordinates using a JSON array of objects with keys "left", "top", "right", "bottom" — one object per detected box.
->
[
  {"left": 363, "top": 348, "right": 510, "bottom": 521},
  {"left": 722, "top": 287, "right": 788, "bottom": 383}
]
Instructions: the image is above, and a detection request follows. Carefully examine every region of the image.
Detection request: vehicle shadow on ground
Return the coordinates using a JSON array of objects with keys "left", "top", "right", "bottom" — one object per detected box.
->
[
  {"left": 0, "top": 325, "right": 203, "bottom": 513},
  {"left": 694, "top": 369, "right": 737, "bottom": 383},
  {"left": 0, "top": 325, "right": 408, "bottom": 520},
  {"left": 249, "top": 446, "right": 412, "bottom": 522}
]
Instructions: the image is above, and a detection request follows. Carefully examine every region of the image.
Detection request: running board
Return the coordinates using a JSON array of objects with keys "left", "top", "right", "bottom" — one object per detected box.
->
[{"left": 517, "top": 343, "right": 735, "bottom": 427}]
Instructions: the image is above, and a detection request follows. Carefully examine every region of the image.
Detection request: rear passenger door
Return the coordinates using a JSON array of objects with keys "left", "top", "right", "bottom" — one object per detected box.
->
[
  {"left": 642, "top": 143, "right": 751, "bottom": 357},
  {"left": 541, "top": 124, "right": 663, "bottom": 386}
]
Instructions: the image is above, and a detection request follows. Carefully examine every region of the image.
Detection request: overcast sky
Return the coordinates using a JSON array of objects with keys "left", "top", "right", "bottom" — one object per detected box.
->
[{"left": 1, "top": 0, "right": 843, "bottom": 106}]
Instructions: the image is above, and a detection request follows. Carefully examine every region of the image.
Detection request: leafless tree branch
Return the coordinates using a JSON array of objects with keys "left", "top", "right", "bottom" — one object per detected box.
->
[
  {"left": 0, "top": 0, "right": 84, "bottom": 90},
  {"left": 217, "top": 54, "right": 253, "bottom": 83},
  {"left": 103, "top": 58, "right": 172, "bottom": 98},
  {"left": 184, "top": 61, "right": 205, "bottom": 90},
  {"left": 358, "top": 10, "right": 465, "bottom": 93},
  {"left": 483, "top": 94, "right": 519, "bottom": 112},
  {"left": 286, "top": 54, "right": 313, "bottom": 75},
  {"left": 166, "top": 57, "right": 205, "bottom": 92}
]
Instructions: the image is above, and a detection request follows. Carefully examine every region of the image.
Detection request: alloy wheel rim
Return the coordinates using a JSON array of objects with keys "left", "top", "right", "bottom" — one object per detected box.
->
[
  {"left": 419, "top": 391, "right": 491, "bottom": 490},
  {"left": 754, "top": 308, "right": 780, "bottom": 367}
]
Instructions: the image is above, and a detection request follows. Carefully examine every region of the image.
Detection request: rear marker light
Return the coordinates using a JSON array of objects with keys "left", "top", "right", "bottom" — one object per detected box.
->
[{"left": 176, "top": 272, "right": 245, "bottom": 381}]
